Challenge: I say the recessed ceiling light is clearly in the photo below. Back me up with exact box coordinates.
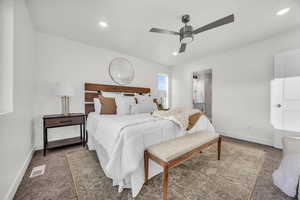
[172,52,178,56]
[277,8,290,16]
[99,21,108,28]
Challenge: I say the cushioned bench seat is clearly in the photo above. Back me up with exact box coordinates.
[144,131,222,200]
[148,131,220,162]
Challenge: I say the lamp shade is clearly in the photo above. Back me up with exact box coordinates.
[55,83,74,97]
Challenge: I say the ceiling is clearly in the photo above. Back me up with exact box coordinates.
[26,0,300,66]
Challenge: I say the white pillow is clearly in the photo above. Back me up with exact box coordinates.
[101,91,120,98]
[115,95,136,115]
[131,102,157,114]
[93,98,101,114]
[135,94,153,104]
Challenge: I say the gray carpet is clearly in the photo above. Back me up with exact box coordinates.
[14,137,295,200]
[67,141,265,200]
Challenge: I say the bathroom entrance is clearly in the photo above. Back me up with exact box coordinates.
[192,69,212,120]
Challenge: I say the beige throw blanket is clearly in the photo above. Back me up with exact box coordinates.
[152,108,201,130]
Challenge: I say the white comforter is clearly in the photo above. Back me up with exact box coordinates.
[87,112,215,197]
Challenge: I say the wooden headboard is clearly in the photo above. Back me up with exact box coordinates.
[84,83,151,115]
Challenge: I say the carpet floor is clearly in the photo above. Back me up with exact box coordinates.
[67,141,265,200]
[14,137,295,200]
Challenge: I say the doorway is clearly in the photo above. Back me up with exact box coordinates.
[192,69,212,120]
[271,77,300,132]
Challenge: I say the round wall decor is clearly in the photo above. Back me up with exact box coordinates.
[109,57,134,85]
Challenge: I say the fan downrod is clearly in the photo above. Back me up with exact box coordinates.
[181,15,190,24]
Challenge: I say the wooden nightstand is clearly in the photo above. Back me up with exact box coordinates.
[43,113,86,156]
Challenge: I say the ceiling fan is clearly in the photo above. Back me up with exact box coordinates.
[149,14,235,54]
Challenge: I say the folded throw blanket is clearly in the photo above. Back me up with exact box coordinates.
[152,108,202,130]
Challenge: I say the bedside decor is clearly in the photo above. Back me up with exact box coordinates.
[56,83,74,115]
[109,57,134,85]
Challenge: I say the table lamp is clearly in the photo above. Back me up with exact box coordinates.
[56,83,74,115]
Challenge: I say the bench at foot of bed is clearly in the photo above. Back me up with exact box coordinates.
[144,131,222,200]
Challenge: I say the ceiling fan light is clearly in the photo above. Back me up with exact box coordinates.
[181,36,193,44]
[180,25,194,44]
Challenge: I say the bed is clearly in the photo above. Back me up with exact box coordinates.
[84,83,215,197]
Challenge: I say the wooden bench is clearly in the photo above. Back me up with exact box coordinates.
[144,131,222,200]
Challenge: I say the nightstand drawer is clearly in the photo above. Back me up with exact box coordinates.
[44,116,83,128]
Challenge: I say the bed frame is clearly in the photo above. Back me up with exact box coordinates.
[84,82,151,115]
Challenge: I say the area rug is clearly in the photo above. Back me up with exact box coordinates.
[66,141,265,200]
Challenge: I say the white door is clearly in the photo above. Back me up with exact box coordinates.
[271,77,300,132]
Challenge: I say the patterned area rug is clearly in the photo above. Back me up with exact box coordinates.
[66,141,265,200]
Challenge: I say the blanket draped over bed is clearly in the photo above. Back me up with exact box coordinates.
[152,108,202,130]
[86,108,215,197]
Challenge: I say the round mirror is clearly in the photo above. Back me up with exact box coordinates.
[109,57,134,85]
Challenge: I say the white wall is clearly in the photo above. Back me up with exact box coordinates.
[172,28,300,146]
[0,0,13,114]
[33,32,171,148]
[0,0,35,199]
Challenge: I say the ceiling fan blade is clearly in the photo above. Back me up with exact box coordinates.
[193,14,234,35]
[149,28,180,35]
[179,43,187,53]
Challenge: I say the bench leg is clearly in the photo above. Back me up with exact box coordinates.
[218,136,222,160]
[144,151,149,185]
[163,166,169,200]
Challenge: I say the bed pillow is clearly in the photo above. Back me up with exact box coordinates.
[135,94,153,104]
[131,102,157,114]
[93,98,101,114]
[98,95,117,114]
[101,91,121,98]
[115,95,136,115]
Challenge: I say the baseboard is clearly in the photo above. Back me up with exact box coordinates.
[4,148,34,200]
[34,145,43,151]
[218,130,273,146]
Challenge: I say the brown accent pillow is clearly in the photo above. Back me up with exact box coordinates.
[187,112,202,130]
[98,95,117,114]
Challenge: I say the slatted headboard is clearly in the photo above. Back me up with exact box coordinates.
[84,83,151,115]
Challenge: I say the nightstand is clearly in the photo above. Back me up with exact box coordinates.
[43,113,86,156]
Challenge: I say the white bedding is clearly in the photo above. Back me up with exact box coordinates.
[86,112,215,197]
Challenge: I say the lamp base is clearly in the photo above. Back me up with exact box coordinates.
[61,96,70,115]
